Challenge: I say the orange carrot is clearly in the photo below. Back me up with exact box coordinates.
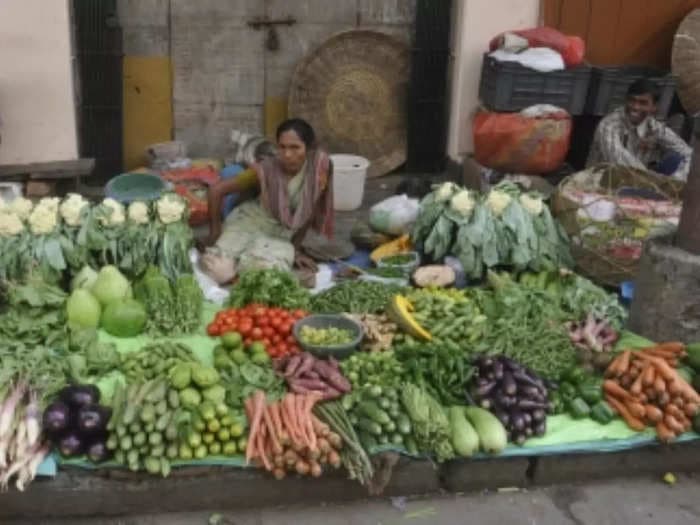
[667,379,682,397]
[666,404,685,421]
[603,380,634,401]
[656,421,675,443]
[653,376,667,394]
[642,365,656,387]
[655,341,686,355]
[269,403,287,446]
[607,350,631,377]
[636,354,677,382]
[630,366,647,395]
[262,404,282,455]
[625,400,646,420]
[684,403,699,418]
[245,390,267,463]
[644,405,663,423]
[664,413,685,434]
[606,395,646,431]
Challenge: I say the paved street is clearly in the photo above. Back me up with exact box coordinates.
[15,474,700,525]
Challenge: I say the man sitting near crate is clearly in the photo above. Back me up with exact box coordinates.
[586,78,691,181]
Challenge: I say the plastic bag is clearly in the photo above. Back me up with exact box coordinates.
[473,106,572,175]
[489,47,565,73]
[369,195,420,235]
[489,26,585,67]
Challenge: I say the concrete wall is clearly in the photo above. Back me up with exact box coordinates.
[118,0,416,160]
[0,0,78,164]
[447,0,541,161]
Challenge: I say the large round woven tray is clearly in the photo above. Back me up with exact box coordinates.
[672,9,700,115]
[288,30,410,178]
[552,165,683,288]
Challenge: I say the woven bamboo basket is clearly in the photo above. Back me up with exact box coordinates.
[288,30,410,178]
[673,9,700,116]
[552,165,684,287]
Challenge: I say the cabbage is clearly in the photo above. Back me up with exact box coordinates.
[71,265,99,291]
[91,266,132,307]
[101,299,147,338]
[66,289,102,329]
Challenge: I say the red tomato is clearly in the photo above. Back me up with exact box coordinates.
[238,322,253,337]
[251,327,263,340]
[262,327,275,338]
[289,344,301,354]
[207,323,220,336]
[262,338,272,348]
[227,321,239,333]
[244,338,253,346]
[279,322,293,336]
[286,335,296,345]
[277,342,288,355]
[292,309,307,320]
[270,317,282,329]
[256,316,270,328]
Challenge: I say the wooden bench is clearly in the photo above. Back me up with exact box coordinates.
[0,158,95,196]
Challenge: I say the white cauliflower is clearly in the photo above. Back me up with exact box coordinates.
[519,194,544,216]
[0,212,24,237]
[38,197,61,213]
[450,190,475,218]
[59,193,89,227]
[7,197,34,220]
[156,194,186,225]
[434,182,458,203]
[128,201,150,225]
[98,198,126,227]
[486,190,512,217]
[28,201,58,235]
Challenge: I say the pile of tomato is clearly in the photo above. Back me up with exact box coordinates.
[207,304,309,359]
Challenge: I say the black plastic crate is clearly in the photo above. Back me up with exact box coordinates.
[585,66,676,118]
[479,54,591,115]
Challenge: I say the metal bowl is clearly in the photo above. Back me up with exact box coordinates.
[293,314,363,359]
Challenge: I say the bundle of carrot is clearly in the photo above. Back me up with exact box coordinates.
[244,390,343,480]
[604,342,700,442]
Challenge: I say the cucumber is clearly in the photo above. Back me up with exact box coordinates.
[379,398,391,410]
[357,418,383,436]
[390,433,404,446]
[378,434,389,445]
[358,431,377,451]
[464,406,507,454]
[358,401,391,425]
[396,414,412,435]
[383,420,396,433]
[448,406,479,457]
[404,436,419,456]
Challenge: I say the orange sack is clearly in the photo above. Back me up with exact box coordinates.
[473,108,572,175]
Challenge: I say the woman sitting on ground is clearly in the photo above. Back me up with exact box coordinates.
[200,118,333,285]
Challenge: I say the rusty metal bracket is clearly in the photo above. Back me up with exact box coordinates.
[247,16,296,30]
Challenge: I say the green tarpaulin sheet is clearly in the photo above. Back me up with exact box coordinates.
[42,304,697,475]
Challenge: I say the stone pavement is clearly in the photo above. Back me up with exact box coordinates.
[13,475,700,525]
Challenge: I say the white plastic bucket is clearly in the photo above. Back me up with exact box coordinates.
[331,154,370,211]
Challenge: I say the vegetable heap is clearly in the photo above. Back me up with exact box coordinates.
[411,181,573,278]
[43,385,112,464]
[228,269,311,310]
[311,280,405,315]
[244,390,343,479]
[207,305,308,359]
[0,194,193,284]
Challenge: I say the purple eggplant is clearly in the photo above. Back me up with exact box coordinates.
[479,398,493,410]
[517,399,549,411]
[532,408,546,422]
[58,432,85,458]
[534,421,547,437]
[86,441,112,464]
[523,412,532,427]
[77,405,111,434]
[475,381,498,397]
[42,401,71,435]
[59,384,101,409]
[512,433,527,446]
[524,426,533,437]
[502,372,517,396]
[511,411,526,432]
[494,410,510,427]
[493,360,504,380]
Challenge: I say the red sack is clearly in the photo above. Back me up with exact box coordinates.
[160,166,220,226]
[473,109,572,175]
[489,26,585,67]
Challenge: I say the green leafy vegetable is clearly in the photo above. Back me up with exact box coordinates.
[228,269,310,310]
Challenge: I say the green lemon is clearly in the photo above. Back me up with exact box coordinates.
[221,332,243,350]
[231,349,248,365]
[249,342,266,355]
